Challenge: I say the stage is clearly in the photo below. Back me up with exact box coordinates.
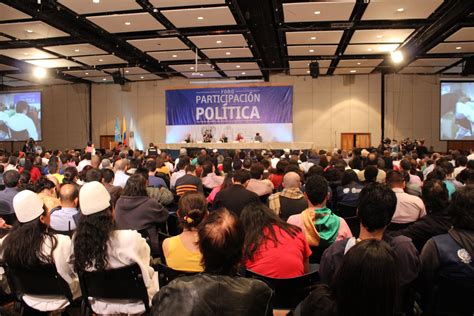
[155,142,315,151]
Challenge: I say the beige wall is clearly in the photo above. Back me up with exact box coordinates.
[384,74,447,152]
[91,73,382,150]
[0,84,89,152]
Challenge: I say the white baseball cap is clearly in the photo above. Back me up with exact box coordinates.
[13,190,44,223]
[79,181,111,216]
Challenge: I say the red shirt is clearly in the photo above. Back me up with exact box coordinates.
[19,166,41,183]
[269,174,283,190]
[245,225,311,278]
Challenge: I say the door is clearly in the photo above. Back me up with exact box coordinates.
[355,133,371,148]
[341,133,355,151]
[340,133,371,150]
[100,135,115,149]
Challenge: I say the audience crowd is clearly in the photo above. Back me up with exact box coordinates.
[0,138,472,315]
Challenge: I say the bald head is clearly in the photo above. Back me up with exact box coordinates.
[91,155,101,168]
[283,171,301,189]
[115,159,128,171]
[59,183,79,207]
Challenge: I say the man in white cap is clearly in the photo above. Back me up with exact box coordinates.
[0,190,80,312]
[73,181,158,314]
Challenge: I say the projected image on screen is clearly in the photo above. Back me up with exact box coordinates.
[0,91,41,141]
[440,81,474,140]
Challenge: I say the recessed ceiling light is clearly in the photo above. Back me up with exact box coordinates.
[172,54,178,58]
[124,22,131,26]
[23,52,29,56]
[85,72,89,75]
[74,49,80,52]
[125,70,129,73]
[26,29,33,33]
[314,11,321,15]
[93,0,100,3]
[397,8,404,12]
[216,40,222,44]
[310,36,317,40]
[376,35,384,39]
[190,67,194,70]
[140,76,144,79]
[391,50,404,63]
[367,48,373,51]
[98,58,104,62]
[350,70,357,73]
[225,52,231,55]
[309,49,315,53]
[306,70,310,73]
[357,62,361,65]
[200,73,204,76]
[102,78,107,81]
[33,67,47,79]
[197,16,204,20]
[241,72,246,75]
[153,8,158,13]
[236,65,241,68]
[456,46,462,50]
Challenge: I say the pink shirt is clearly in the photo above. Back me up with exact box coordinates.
[246,179,274,196]
[201,173,224,189]
[287,213,353,243]
[391,188,427,224]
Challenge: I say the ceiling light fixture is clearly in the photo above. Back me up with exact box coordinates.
[125,70,129,73]
[376,35,384,39]
[241,72,246,75]
[124,22,131,25]
[309,49,315,53]
[197,16,204,20]
[357,62,361,65]
[93,0,100,3]
[310,36,317,40]
[350,70,357,73]
[225,52,231,55]
[140,76,144,79]
[26,29,33,33]
[314,11,321,15]
[236,65,241,68]
[306,70,310,73]
[216,40,222,44]
[102,78,107,81]
[396,8,404,12]
[190,67,194,70]
[98,58,104,62]
[85,72,89,75]
[367,48,373,51]
[153,8,158,13]
[23,52,29,56]
[33,67,47,79]
[74,49,80,52]
[391,50,404,63]
[456,46,462,50]
[172,54,178,58]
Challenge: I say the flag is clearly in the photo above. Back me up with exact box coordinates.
[129,118,135,150]
[114,118,121,142]
[122,116,127,146]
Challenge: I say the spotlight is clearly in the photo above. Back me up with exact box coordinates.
[33,67,47,79]
[391,50,404,64]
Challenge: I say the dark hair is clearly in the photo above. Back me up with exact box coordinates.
[426,167,446,181]
[332,239,399,316]
[233,169,251,184]
[438,160,454,175]
[73,209,114,272]
[456,155,468,167]
[300,284,337,316]
[222,157,233,174]
[305,175,328,205]
[101,168,115,183]
[85,168,103,183]
[198,208,244,275]
[2,210,57,269]
[341,169,359,186]
[243,158,252,170]
[185,164,196,173]
[422,179,449,214]
[386,170,405,186]
[122,174,148,197]
[249,163,264,179]
[399,159,411,171]
[358,183,397,232]
[364,166,378,183]
[241,203,300,261]
[177,156,190,171]
[307,165,324,178]
[178,192,208,229]
[145,159,157,172]
[275,160,289,175]
[450,186,474,230]
[47,161,59,175]
[3,170,20,188]
[63,166,78,184]
[232,159,242,171]
[34,176,55,193]
[201,161,214,177]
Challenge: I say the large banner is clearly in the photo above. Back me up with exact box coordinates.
[166,86,293,143]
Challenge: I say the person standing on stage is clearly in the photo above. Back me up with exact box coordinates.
[236,133,244,142]
[254,133,263,142]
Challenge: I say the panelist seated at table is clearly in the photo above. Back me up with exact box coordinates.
[219,134,228,143]
[184,133,192,143]
[203,131,213,143]
[235,133,244,142]
[254,133,263,143]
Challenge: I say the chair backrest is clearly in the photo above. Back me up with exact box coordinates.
[245,269,320,309]
[156,263,198,287]
[430,274,474,315]
[158,231,171,265]
[1,213,17,226]
[4,264,73,304]
[259,194,271,204]
[336,203,357,218]
[78,263,150,312]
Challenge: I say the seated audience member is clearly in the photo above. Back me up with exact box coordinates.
[19,158,41,183]
[156,157,171,177]
[386,170,426,225]
[246,163,274,196]
[439,160,464,190]
[336,169,363,207]
[146,159,167,189]
[151,208,273,316]
[200,161,224,189]
[268,171,308,221]
[135,168,174,206]
[175,165,204,196]
[48,161,64,184]
[390,179,452,252]
[35,176,60,212]
[213,169,260,216]
[101,168,122,207]
[1,190,80,311]
[299,154,314,174]
[427,165,456,199]
[288,175,352,247]
[77,152,91,173]
[85,168,103,183]
[50,183,79,232]
[269,160,288,189]
[62,166,79,185]
[207,172,233,205]
[114,174,169,257]
[453,155,467,178]
[419,186,474,315]
[170,157,189,189]
[399,159,423,188]
[357,153,386,184]
[113,159,129,188]
[163,192,208,272]
[0,170,20,216]
[73,181,158,314]
[298,240,398,316]
[319,183,420,287]
[362,165,378,185]
[241,203,311,278]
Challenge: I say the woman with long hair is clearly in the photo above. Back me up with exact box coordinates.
[73,181,158,315]
[241,203,311,278]
[114,174,168,257]
[297,239,399,316]
[35,176,60,211]
[1,190,80,312]
[162,191,208,272]
[336,169,363,207]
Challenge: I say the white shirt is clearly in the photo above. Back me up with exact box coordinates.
[77,159,91,173]
[170,169,186,189]
[454,166,466,178]
[113,170,130,188]
[271,157,280,169]
[6,113,38,140]
[82,230,159,315]
[300,161,314,174]
[468,153,474,161]
[391,188,427,224]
